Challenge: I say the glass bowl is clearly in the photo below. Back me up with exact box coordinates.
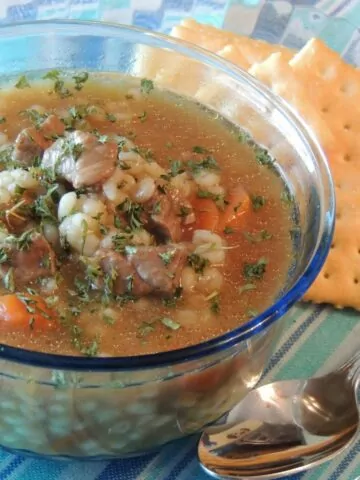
[0,20,334,460]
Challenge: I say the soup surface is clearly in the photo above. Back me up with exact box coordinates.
[0,72,294,356]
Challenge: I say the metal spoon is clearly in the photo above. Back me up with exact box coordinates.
[198,350,360,479]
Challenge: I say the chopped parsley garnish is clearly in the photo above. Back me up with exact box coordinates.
[112,233,128,253]
[192,146,209,154]
[103,313,116,325]
[238,131,252,144]
[160,317,181,331]
[114,216,123,229]
[243,257,268,280]
[16,229,35,251]
[72,71,89,91]
[0,116,6,124]
[81,338,99,357]
[281,190,294,206]
[32,185,59,224]
[197,189,227,210]
[152,200,161,216]
[137,320,156,338]
[238,283,256,295]
[209,294,220,314]
[165,141,173,149]
[247,308,259,318]
[158,249,175,266]
[43,70,71,98]
[4,267,15,292]
[169,159,185,177]
[188,253,209,274]
[140,78,154,95]
[251,195,266,211]
[0,247,8,264]
[117,199,144,230]
[20,109,47,129]
[178,205,192,218]
[243,230,273,243]
[138,111,147,123]
[163,286,182,308]
[223,226,234,234]
[74,277,90,303]
[188,155,220,175]
[15,75,30,89]
[106,112,116,123]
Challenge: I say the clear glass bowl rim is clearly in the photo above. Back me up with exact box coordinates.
[0,19,335,371]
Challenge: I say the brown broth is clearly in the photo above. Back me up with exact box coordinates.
[0,73,294,356]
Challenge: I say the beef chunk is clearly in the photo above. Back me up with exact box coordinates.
[144,187,193,243]
[42,131,117,188]
[0,233,56,286]
[96,243,189,298]
[13,115,65,166]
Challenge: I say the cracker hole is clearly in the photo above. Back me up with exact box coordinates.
[344,153,351,162]
[330,243,335,249]
[354,278,359,285]
[324,272,330,279]
[321,106,329,113]
[336,211,342,220]
[358,248,360,255]
[344,123,351,131]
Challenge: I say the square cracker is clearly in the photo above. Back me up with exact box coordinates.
[174,19,294,67]
[251,39,360,309]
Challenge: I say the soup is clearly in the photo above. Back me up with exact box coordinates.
[0,71,294,357]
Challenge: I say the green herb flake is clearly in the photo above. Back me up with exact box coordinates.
[106,112,116,123]
[165,141,173,149]
[178,205,192,218]
[169,159,185,177]
[163,286,182,308]
[210,294,220,314]
[73,71,89,91]
[192,146,209,154]
[0,248,8,264]
[140,78,154,95]
[4,267,15,292]
[281,190,294,207]
[188,253,209,274]
[238,283,256,295]
[81,339,99,357]
[137,320,156,338]
[251,195,266,211]
[188,155,220,175]
[160,317,181,331]
[243,257,268,281]
[243,229,273,243]
[103,313,116,325]
[247,308,259,318]
[197,189,227,210]
[238,130,252,144]
[0,116,6,124]
[152,200,161,216]
[158,249,175,266]
[138,111,147,123]
[15,75,31,89]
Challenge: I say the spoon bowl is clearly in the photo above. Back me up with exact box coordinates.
[198,351,360,479]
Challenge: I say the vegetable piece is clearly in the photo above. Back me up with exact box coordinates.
[191,197,220,232]
[0,294,56,331]
[217,185,250,231]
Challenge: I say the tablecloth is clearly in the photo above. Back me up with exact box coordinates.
[0,1,359,479]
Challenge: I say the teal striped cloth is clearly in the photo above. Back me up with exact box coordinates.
[0,1,359,479]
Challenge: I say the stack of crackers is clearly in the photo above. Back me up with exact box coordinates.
[137,18,360,311]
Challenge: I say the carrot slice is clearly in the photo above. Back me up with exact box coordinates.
[217,185,251,232]
[0,294,57,331]
[192,197,220,232]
